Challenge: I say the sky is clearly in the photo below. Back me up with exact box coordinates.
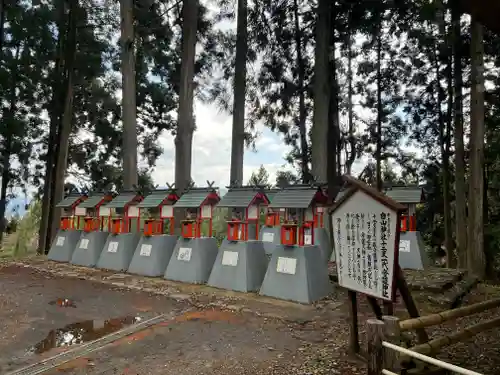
[150,100,293,190]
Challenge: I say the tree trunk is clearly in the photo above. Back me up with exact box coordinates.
[50,1,77,239]
[120,0,138,190]
[452,4,466,269]
[0,1,8,244]
[0,43,20,245]
[229,0,247,187]
[45,0,78,247]
[346,24,355,175]
[436,0,454,265]
[375,22,383,191]
[311,0,331,183]
[467,17,486,278]
[0,0,5,52]
[293,0,310,183]
[38,0,67,254]
[175,0,198,193]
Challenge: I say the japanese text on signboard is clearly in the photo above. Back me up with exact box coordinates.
[332,190,397,300]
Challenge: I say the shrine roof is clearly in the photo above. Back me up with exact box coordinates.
[218,187,268,208]
[137,189,178,208]
[101,191,139,209]
[55,194,85,208]
[269,185,324,209]
[77,194,107,208]
[264,188,280,202]
[174,187,220,208]
[384,186,424,204]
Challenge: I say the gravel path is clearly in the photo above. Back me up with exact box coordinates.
[2,259,500,375]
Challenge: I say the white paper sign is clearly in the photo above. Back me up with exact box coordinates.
[79,238,89,249]
[127,206,140,217]
[262,232,274,242]
[99,207,110,216]
[247,205,258,220]
[107,242,119,253]
[304,234,312,245]
[305,208,314,221]
[74,207,86,216]
[161,205,173,218]
[201,205,212,218]
[221,251,239,266]
[56,236,65,246]
[178,247,192,262]
[140,244,152,256]
[331,189,397,301]
[399,240,410,253]
[276,257,297,275]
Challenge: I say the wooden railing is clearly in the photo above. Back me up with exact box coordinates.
[366,299,500,375]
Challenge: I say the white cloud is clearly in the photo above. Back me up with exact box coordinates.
[151,99,293,189]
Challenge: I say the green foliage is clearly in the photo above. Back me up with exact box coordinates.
[247,165,271,188]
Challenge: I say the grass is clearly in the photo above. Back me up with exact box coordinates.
[0,201,41,260]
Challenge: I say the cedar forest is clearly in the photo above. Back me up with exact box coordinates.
[0,0,495,279]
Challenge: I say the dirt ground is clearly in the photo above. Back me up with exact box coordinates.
[1,259,500,375]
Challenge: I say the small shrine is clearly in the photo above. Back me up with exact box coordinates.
[260,188,282,254]
[70,191,115,267]
[128,184,181,277]
[384,185,429,269]
[47,191,88,263]
[208,186,270,293]
[164,182,220,284]
[267,184,331,261]
[95,190,144,272]
[259,184,332,304]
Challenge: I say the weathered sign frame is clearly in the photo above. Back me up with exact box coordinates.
[330,175,429,354]
[330,177,404,301]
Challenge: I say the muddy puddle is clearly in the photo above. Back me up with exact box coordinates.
[30,316,142,354]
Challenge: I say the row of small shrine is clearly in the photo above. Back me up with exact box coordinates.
[47,181,428,304]
[56,183,423,239]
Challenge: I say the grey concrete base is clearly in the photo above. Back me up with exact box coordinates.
[311,228,331,263]
[127,235,178,277]
[399,231,430,270]
[259,245,332,304]
[70,231,110,267]
[95,233,141,272]
[47,230,82,263]
[207,240,269,293]
[259,226,281,255]
[164,237,219,284]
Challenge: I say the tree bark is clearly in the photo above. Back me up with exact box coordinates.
[120,0,138,190]
[38,0,67,254]
[229,0,247,186]
[346,24,355,175]
[50,0,77,239]
[375,21,383,191]
[452,4,466,269]
[0,43,20,245]
[467,16,486,278]
[175,0,198,193]
[0,0,5,53]
[311,0,331,183]
[0,0,8,244]
[293,0,310,183]
[46,0,78,246]
[436,0,454,265]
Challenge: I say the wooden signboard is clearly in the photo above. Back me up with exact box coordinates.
[331,189,400,301]
[330,175,428,353]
